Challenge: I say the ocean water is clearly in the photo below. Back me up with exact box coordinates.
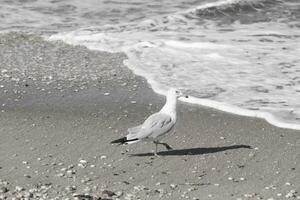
[1,0,300,130]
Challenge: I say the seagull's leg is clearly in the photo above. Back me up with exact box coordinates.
[157,142,173,150]
[153,141,158,156]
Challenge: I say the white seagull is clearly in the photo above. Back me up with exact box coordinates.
[111,88,188,155]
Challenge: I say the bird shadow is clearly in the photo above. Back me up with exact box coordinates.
[129,144,252,157]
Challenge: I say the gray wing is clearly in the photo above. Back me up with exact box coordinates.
[126,125,142,140]
[134,112,175,140]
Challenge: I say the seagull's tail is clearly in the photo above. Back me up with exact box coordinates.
[110,137,139,144]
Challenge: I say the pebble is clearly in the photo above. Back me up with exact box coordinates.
[170,184,177,190]
[81,177,92,184]
[115,191,123,197]
[66,169,76,175]
[24,191,33,198]
[102,190,116,197]
[22,161,28,165]
[15,186,24,192]
[79,159,87,164]
[285,190,297,198]
[56,173,64,177]
[78,160,88,168]
[24,174,31,178]
[61,167,67,172]
[68,164,75,169]
[0,187,8,193]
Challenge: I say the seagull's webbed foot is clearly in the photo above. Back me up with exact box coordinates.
[155,142,173,151]
[161,143,173,150]
[163,143,173,150]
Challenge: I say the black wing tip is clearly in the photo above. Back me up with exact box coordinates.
[110,137,139,144]
[110,137,127,144]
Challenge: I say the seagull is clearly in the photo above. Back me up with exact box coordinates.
[111,88,188,155]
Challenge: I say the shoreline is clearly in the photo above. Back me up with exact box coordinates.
[50,32,300,132]
[0,32,299,199]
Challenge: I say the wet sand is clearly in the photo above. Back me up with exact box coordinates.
[0,33,299,200]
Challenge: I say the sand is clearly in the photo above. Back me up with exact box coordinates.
[0,33,299,200]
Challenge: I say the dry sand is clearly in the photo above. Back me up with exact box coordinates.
[0,33,299,200]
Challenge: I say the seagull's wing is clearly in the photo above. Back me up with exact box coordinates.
[126,125,142,140]
[133,112,175,140]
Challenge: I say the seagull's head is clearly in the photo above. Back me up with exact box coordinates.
[168,88,188,99]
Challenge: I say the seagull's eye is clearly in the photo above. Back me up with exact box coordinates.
[175,91,179,94]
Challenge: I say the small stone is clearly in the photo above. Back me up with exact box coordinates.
[24,191,33,198]
[24,174,31,178]
[65,186,76,192]
[188,187,197,192]
[102,190,116,197]
[244,194,254,198]
[68,164,75,169]
[66,169,76,175]
[115,191,123,197]
[170,184,177,190]
[285,190,296,198]
[0,187,8,193]
[78,163,87,168]
[81,177,92,184]
[100,155,107,159]
[79,159,87,164]
[104,92,110,96]
[56,173,64,177]
[61,167,67,171]
[15,186,24,192]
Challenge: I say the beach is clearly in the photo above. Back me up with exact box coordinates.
[0,33,299,200]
